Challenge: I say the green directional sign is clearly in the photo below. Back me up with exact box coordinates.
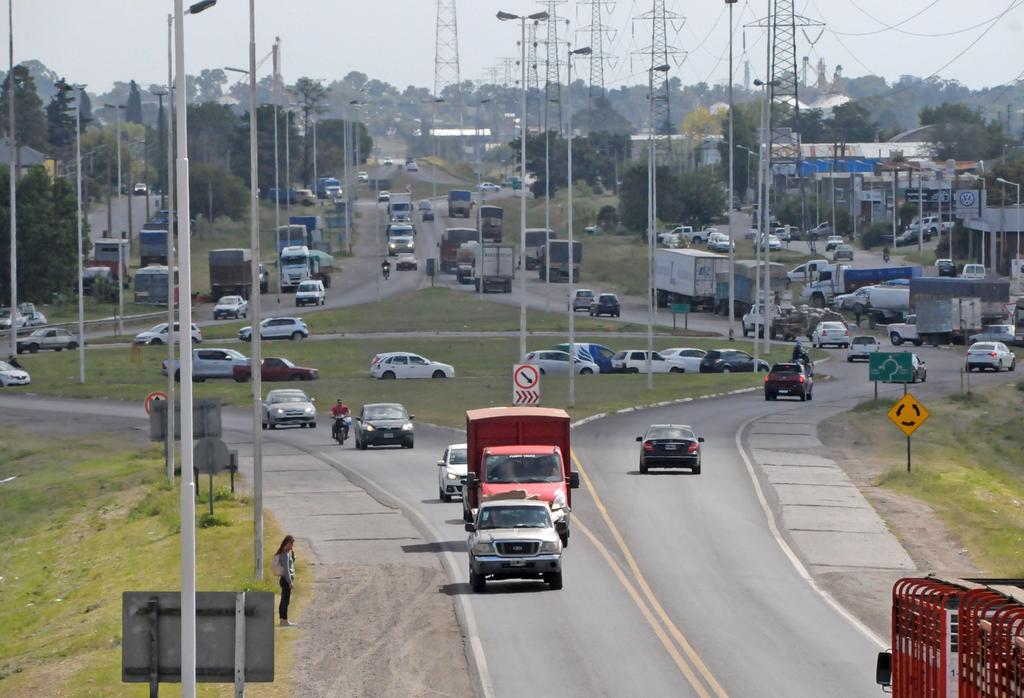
[869,352,914,383]
[670,303,691,314]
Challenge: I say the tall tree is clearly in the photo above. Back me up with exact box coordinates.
[920,101,1005,160]
[78,89,93,131]
[0,65,48,151]
[125,80,143,124]
[292,77,328,186]
[45,88,75,155]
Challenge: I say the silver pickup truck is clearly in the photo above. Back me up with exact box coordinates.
[162,347,249,382]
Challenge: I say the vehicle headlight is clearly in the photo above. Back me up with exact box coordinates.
[275,408,285,414]
[471,541,495,555]
[446,471,459,480]
[539,540,561,553]
[304,406,314,413]
[402,423,414,431]
[364,424,375,432]
[551,493,568,511]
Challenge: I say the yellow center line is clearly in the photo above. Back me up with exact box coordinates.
[575,519,711,698]
[573,451,730,698]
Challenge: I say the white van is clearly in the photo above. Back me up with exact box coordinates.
[960,264,986,280]
[294,279,326,307]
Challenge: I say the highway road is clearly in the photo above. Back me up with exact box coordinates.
[1,335,999,696]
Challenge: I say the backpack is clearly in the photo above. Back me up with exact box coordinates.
[270,553,285,577]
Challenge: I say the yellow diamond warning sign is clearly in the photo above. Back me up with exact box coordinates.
[887,393,930,437]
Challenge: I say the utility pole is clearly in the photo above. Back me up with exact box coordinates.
[7,0,16,362]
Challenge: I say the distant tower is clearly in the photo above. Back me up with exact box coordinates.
[434,0,461,96]
[801,56,809,87]
[742,30,750,90]
[816,57,827,90]
[579,0,615,128]
[527,22,541,130]
[832,64,843,89]
[542,1,567,134]
[634,0,684,141]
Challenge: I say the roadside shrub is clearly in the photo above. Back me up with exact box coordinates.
[859,222,892,250]
[198,512,230,528]
[597,204,619,230]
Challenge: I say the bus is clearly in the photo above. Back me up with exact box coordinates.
[134,265,179,306]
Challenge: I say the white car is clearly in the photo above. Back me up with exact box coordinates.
[520,350,598,375]
[965,341,1016,372]
[135,322,202,346]
[832,287,872,312]
[357,171,369,183]
[370,352,455,379]
[824,235,844,252]
[377,190,391,203]
[477,182,501,193]
[294,279,326,307]
[382,157,394,166]
[213,295,248,319]
[658,347,707,372]
[706,232,734,253]
[436,443,468,502]
[755,234,782,252]
[610,350,684,374]
[847,335,879,362]
[239,317,309,342]
[811,321,850,348]
[960,264,986,280]
[0,360,30,387]
[406,161,419,172]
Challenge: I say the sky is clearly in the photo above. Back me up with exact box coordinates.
[19,1,1024,95]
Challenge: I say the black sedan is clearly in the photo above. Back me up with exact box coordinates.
[589,293,621,318]
[636,424,704,474]
[699,349,770,373]
[936,259,957,277]
[354,402,415,449]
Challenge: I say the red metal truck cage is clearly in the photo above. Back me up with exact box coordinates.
[884,576,1024,697]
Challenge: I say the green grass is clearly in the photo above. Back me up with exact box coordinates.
[843,383,1024,575]
[16,333,800,429]
[0,428,298,697]
[28,298,162,326]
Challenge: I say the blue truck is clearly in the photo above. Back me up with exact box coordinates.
[316,177,341,199]
[140,229,169,267]
[801,264,923,307]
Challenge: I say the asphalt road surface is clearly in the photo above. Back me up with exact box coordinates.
[1,336,1002,696]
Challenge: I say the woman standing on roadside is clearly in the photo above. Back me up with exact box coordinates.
[272,535,296,627]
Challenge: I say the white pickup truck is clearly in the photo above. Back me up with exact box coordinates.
[162,347,249,382]
[886,315,922,346]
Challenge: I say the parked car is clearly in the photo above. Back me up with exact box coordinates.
[369,352,454,379]
[811,321,850,348]
[419,200,434,221]
[570,289,595,312]
[588,293,620,317]
[239,317,309,342]
[907,353,928,383]
[377,190,391,203]
[214,295,248,319]
[294,279,326,307]
[16,328,80,354]
[806,222,832,240]
[133,182,148,195]
[234,357,319,383]
[832,244,854,262]
[707,231,735,253]
[262,388,317,429]
[847,335,880,362]
[610,350,683,374]
[437,443,468,502]
[550,342,616,374]
[477,182,501,193]
[658,347,707,372]
[395,253,418,271]
[824,235,844,252]
[965,341,1016,372]
[764,362,813,401]
[636,424,703,474]
[294,188,316,206]
[936,258,957,277]
[699,349,770,373]
[521,350,598,375]
[354,402,415,449]
[968,324,1015,344]
[466,498,563,592]
[754,234,782,252]
[773,226,791,243]
[135,322,202,346]
[960,263,986,280]
[0,359,30,387]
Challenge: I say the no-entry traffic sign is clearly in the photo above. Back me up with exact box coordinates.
[144,390,169,415]
[512,364,540,404]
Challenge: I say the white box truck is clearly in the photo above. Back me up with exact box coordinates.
[654,248,728,310]
[474,244,515,293]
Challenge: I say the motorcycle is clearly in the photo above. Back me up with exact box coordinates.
[794,355,815,378]
[332,415,352,444]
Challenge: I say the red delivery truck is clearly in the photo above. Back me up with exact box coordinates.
[463,407,580,546]
[877,576,1024,697]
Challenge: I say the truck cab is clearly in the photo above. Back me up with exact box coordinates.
[787,259,830,285]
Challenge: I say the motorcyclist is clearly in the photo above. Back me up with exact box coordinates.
[791,341,813,375]
[381,259,391,279]
[882,246,890,263]
[330,399,351,441]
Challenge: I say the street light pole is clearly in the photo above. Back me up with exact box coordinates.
[6,0,15,362]
[498,10,549,360]
[104,103,127,335]
[647,64,670,389]
[566,45,591,408]
[166,12,177,485]
[57,80,87,383]
[726,0,737,340]
[997,177,1021,258]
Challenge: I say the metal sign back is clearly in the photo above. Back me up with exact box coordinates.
[194,437,231,475]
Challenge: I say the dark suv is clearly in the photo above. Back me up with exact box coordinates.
[589,293,621,317]
[354,403,415,450]
[699,349,770,373]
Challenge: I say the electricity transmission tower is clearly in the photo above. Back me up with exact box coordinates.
[434,0,461,97]
[634,1,684,144]
[578,0,615,129]
[527,22,542,130]
[542,1,567,135]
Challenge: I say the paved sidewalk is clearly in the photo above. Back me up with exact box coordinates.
[745,400,916,638]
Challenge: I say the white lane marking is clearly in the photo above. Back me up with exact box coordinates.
[733,414,887,649]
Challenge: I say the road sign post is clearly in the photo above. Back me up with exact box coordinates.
[869,352,915,384]
[886,392,929,473]
[670,302,690,331]
[512,363,541,405]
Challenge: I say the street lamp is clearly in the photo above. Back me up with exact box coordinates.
[498,9,549,360]
[997,177,1021,259]
[646,63,670,388]
[7,0,15,361]
[423,97,445,200]
[566,45,591,408]
[55,80,86,384]
[752,77,778,359]
[103,103,127,335]
[726,0,737,341]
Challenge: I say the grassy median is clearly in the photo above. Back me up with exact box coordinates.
[845,382,1024,575]
[0,427,298,696]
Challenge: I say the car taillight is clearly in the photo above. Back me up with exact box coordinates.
[990,352,997,357]
[687,442,700,453]
[798,375,805,383]
[642,441,655,453]
[764,375,769,382]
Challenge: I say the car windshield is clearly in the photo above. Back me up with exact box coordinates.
[821,323,845,330]
[599,295,617,302]
[297,283,318,292]
[477,505,551,530]
[448,447,468,465]
[646,427,693,440]
[275,358,296,368]
[852,337,875,345]
[483,453,562,483]
[0,361,13,371]
[364,405,408,421]
[270,392,309,404]
[219,297,240,305]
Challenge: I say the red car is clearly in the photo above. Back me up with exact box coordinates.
[233,357,319,382]
[764,362,812,401]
